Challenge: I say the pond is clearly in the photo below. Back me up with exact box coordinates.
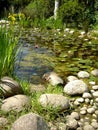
[14,28,98,84]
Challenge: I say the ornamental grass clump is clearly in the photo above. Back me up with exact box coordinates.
[0,25,19,78]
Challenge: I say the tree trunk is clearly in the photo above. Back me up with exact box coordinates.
[54,0,59,20]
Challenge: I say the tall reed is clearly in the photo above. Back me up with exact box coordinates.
[0,24,19,78]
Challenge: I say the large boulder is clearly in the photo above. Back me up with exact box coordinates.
[0,76,22,97]
[42,72,63,86]
[64,80,88,96]
[1,94,31,112]
[39,94,70,110]
[11,113,49,130]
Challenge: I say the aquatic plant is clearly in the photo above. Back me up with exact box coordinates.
[0,25,19,77]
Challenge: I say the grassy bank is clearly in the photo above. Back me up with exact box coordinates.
[0,24,19,78]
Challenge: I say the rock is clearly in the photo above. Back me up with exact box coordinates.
[66,116,78,129]
[1,94,31,112]
[85,98,90,103]
[0,117,8,129]
[87,107,95,114]
[11,113,49,130]
[91,69,98,76]
[92,85,98,90]
[89,81,96,85]
[0,76,22,97]
[76,98,84,103]
[77,71,90,78]
[76,127,83,130]
[29,84,46,93]
[80,110,87,115]
[64,80,88,96]
[42,72,63,86]
[39,94,69,110]
[91,121,98,129]
[83,124,95,130]
[82,92,92,99]
[71,112,80,120]
[92,91,98,97]
[67,75,78,82]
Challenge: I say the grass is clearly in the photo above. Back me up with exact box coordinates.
[0,24,19,78]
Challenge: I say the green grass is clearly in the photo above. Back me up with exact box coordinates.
[0,25,19,78]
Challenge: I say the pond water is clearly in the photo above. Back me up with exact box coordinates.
[14,28,98,84]
[14,39,55,84]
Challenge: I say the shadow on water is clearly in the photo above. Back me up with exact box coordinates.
[14,39,54,84]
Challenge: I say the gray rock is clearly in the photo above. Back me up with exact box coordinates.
[42,72,63,86]
[91,69,98,76]
[76,127,83,130]
[67,75,78,82]
[95,98,98,102]
[64,80,88,95]
[82,92,92,99]
[39,94,69,110]
[85,98,90,103]
[83,124,95,130]
[80,110,87,115]
[1,94,31,112]
[87,107,95,114]
[0,76,22,97]
[11,113,49,130]
[91,121,98,129]
[92,91,98,97]
[0,117,8,129]
[77,71,90,78]
[66,116,78,129]
[29,84,46,93]
[76,98,84,103]
[71,112,80,120]
[92,85,98,90]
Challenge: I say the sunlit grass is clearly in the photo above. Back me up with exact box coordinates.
[0,25,19,78]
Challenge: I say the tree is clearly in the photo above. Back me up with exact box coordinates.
[54,0,59,20]
[58,0,96,32]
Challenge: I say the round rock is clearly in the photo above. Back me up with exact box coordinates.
[42,72,63,86]
[11,113,49,130]
[39,94,69,110]
[64,80,88,95]
[0,76,22,97]
[1,94,31,112]
[77,71,90,78]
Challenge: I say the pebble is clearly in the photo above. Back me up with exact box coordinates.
[87,107,95,114]
[92,91,98,97]
[82,92,92,99]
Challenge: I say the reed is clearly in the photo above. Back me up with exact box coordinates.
[0,24,19,78]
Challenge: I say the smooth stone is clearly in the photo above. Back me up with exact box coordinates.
[92,85,98,90]
[91,121,98,129]
[64,80,88,95]
[77,71,90,78]
[87,107,95,114]
[92,91,98,97]
[29,84,46,93]
[71,112,80,120]
[66,117,78,130]
[83,124,95,130]
[85,98,90,103]
[1,94,31,112]
[82,92,92,99]
[0,117,8,128]
[0,76,22,97]
[11,113,49,130]
[91,69,98,76]
[42,72,63,86]
[39,94,70,110]
[80,110,87,115]
[67,75,78,82]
